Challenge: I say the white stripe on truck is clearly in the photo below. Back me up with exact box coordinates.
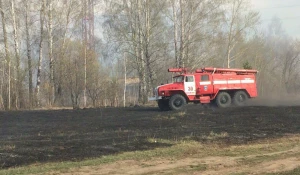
[228,80,241,84]
[199,82,211,85]
[241,79,255,83]
[213,80,227,84]
[212,79,254,85]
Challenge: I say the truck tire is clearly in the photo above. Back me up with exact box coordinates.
[216,92,231,108]
[169,94,186,110]
[158,99,170,111]
[233,91,248,106]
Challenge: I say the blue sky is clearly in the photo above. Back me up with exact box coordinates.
[251,0,300,38]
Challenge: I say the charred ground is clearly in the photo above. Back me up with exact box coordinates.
[0,105,300,169]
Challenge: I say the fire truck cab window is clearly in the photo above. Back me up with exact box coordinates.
[185,76,194,82]
[201,75,209,81]
[174,76,184,82]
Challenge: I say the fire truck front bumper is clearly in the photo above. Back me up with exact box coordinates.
[148,96,162,101]
[148,87,162,101]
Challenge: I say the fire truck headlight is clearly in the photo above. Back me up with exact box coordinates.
[161,91,165,96]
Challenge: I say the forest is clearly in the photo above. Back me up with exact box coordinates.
[0,0,299,110]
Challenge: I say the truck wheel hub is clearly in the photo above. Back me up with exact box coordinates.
[174,99,182,106]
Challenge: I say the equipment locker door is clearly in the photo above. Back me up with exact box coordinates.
[199,74,213,95]
[184,75,196,96]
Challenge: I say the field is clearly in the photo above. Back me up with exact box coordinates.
[1,104,300,174]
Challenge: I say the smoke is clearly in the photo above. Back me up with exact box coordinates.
[247,96,300,107]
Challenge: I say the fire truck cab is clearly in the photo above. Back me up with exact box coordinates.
[148,67,258,110]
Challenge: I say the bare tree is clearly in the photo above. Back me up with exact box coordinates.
[10,0,22,109]
[0,0,11,110]
[104,0,146,104]
[223,0,259,68]
[52,0,81,106]
[47,0,55,106]
[63,41,85,109]
[36,0,45,107]
[171,0,179,67]
[169,0,224,69]
[281,41,300,94]
[123,53,126,107]
[179,0,185,67]
[86,51,104,107]
[23,0,34,108]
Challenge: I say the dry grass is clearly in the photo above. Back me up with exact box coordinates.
[0,145,16,151]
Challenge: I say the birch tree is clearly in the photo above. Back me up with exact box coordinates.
[47,0,55,106]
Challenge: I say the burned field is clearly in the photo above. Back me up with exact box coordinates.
[0,105,300,169]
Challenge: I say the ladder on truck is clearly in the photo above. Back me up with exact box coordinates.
[196,67,258,75]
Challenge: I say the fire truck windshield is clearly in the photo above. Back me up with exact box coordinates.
[173,75,184,82]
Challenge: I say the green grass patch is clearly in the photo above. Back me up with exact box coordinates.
[189,164,207,171]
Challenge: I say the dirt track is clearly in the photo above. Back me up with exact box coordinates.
[1,105,300,169]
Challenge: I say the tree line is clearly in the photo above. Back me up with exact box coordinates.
[0,0,299,110]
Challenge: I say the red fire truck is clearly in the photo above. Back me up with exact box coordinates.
[148,67,258,110]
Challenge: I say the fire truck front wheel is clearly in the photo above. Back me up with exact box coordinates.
[169,94,187,110]
[216,92,232,108]
[158,99,170,111]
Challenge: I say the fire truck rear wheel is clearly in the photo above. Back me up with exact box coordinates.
[158,99,170,111]
[169,94,186,110]
[216,92,231,108]
[233,91,248,106]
